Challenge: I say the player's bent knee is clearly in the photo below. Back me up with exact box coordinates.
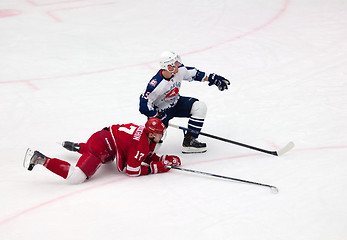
[66,167,88,184]
[191,101,207,119]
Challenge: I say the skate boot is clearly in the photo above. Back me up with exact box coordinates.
[182,133,207,154]
[23,148,47,171]
[62,141,80,152]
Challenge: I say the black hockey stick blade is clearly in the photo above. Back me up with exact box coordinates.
[168,123,294,156]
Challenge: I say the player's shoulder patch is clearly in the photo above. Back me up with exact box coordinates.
[149,79,157,87]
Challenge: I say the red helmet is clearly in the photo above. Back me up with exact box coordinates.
[145,117,166,134]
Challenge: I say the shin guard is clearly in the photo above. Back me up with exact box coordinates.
[43,158,71,179]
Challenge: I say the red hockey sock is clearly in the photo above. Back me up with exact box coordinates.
[43,158,71,179]
[78,143,87,154]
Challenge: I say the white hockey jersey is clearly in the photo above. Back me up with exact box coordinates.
[139,65,206,117]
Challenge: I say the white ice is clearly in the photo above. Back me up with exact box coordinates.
[1,0,347,239]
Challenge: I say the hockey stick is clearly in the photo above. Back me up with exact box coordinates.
[168,166,279,193]
[168,123,294,156]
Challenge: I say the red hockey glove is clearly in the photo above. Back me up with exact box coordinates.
[160,155,181,167]
[149,155,181,174]
[149,160,170,174]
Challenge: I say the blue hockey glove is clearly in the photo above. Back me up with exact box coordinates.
[208,73,230,91]
[155,112,168,121]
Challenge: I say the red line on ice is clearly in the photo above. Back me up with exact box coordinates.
[0,0,290,85]
[0,176,127,227]
[26,0,87,7]
[45,2,118,22]
[0,9,22,18]
[1,143,346,226]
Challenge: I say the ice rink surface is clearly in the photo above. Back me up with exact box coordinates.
[1,0,347,239]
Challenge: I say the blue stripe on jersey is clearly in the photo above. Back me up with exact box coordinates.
[186,66,206,81]
[139,95,156,117]
[139,70,166,117]
[193,70,206,81]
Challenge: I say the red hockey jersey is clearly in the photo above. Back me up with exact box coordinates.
[109,123,160,176]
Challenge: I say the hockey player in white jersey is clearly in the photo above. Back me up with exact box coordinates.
[139,51,230,153]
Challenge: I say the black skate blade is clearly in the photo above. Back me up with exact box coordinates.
[28,164,34,171]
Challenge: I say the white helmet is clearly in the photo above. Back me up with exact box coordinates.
[159,51,182,70]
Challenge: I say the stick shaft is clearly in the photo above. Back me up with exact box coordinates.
[169,123,278,155]
[170,166,277,190]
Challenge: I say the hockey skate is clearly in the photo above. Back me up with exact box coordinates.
[182,134,207,154]
[62,141,80,152]
[23,148,47,171]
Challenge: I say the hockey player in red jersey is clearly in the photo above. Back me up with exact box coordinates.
[23,118,181,184]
